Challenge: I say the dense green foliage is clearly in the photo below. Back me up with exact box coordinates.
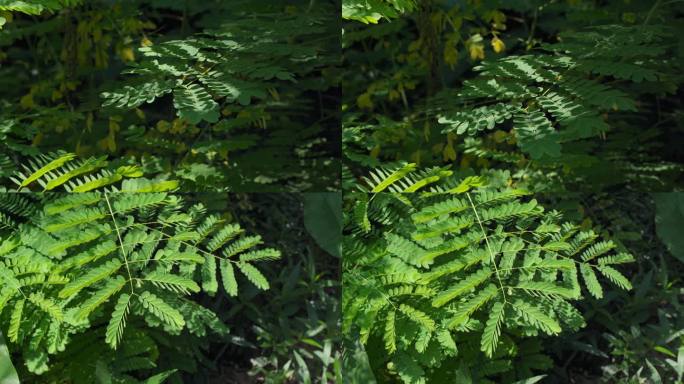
[343,166,634,383]
[2,0,684,383]
[342,1,684,383]
[0,1,343,383]
[0,0,340,191]
[342,0,683,192]
[0,192,279,381]
[0,192,342,383]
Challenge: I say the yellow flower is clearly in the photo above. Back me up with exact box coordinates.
[491,36,505,53]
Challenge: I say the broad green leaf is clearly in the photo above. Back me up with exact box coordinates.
[220,260,238,297]
[304,193,342,257]
[0,331,19,384]
[654,193,684,263]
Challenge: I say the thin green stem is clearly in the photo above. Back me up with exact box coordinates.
[104,192,135,293]
[466,192,507,303]
[644,0,663,25]
[124,222,239,264]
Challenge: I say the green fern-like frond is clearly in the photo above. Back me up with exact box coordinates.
[28,292,63,322]
[384,309,397,354]
[0,192,280,375]
[8,152,178,193]
[426,25,676,162]
[141,271,200,295]
[579,264,603,299]
[237,262,270,290]
[511,300,561,335]
[72,276,127,321]
[219,260,238,297]
[59,259,122,299]
[137,291,185,329]
[432,268,491,308]
[596,265,632,290]
[106,293,132,350]
[8,298,24,342]
[343,169,635,382]
[481,300,505,358]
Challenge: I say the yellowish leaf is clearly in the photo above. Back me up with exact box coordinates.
[357,93,374,110]
[410,150,422,165]
[156,120,169,132]
[116,165,143,178]
[493,130,508,143]
[444,44,458,67]
[460,154,472,168]
[170,119,185,134]
[432,142,444,154]
[106,134,116,152]
[32,132,43,146]
[476,158,490,168]
[1,11,13,23]
[443,133,457,161]
[443,142,457,162]
[108,119,120,133]
[622,12,636,23]
[491,10,507,30]
[120,47,135,62]
[20,93,34,109]
[469,43,485,60]
[580,218,593,230]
